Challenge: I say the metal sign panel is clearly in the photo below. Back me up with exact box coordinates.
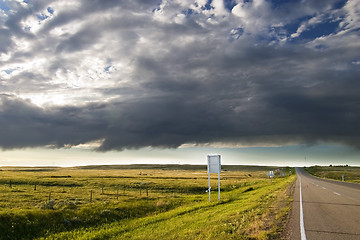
[207,155,221,174]
[267,171,274,178]
[207,154,221,202]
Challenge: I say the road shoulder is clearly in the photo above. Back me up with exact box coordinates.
[282,176,300,240]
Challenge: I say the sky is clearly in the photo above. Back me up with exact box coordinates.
[0,0,359,167]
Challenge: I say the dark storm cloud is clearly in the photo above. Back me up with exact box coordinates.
[0,28,12,53]
[0,95,105,149]
[0,0,359,151]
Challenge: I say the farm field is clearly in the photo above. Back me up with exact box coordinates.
[304,165,360,183]
[0,165,295,240]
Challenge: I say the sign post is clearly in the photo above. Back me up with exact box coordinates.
[207,155,221,202]
[267,170,274,183]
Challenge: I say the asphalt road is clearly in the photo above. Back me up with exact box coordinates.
[286,167,360,240]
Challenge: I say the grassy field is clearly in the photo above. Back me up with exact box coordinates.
[0,165,295,240]
[304,165,360,183]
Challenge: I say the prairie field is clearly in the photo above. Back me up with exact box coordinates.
[0,165,295,240]
[304,165,360,183]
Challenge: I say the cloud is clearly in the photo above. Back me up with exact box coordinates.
[0,0,359,152]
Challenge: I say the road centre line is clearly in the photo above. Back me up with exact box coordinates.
[310,180,356,202]
[299,178,307,240]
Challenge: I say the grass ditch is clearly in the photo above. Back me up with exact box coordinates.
[38,177,295,239]
[0,165,295,240]
[304,165,360,183]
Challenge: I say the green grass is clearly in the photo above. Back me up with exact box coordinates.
[0,165,295,240]
[304,165,360,183]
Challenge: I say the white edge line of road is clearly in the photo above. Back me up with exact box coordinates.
[299,177,307,240]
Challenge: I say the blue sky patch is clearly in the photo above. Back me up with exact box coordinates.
[47,7,54,14]
[203,0,213,11]
[270,0,300,9]
[104,66,111,72]
[182,8,195,17]
[0,0,10,12]
[283,15,315,36]
[4,69,15,74]
[223,0,237,11]
[36,13,49,21]
[300,20,341,40]
[333,0,348,9]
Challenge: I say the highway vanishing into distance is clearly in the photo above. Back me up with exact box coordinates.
[287,168,360,240]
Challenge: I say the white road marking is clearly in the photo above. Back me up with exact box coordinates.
[299,178,307,240]
[312,182,341,196]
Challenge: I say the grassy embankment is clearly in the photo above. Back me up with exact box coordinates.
[304,165,360,184]
[0,165,295,240]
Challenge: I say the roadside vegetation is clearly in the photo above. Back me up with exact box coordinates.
[304,165,360,183]
[0,165,295,240]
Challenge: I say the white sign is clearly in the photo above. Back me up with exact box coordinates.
[207,155,221,174]
[267,171,274,178]
[207,154,221,202]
